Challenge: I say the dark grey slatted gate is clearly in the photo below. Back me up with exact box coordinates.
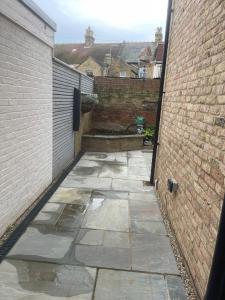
[53,59,79,178]
[52,58,94,179]
[80,74,94,94]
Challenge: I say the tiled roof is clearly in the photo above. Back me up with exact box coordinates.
[120,42,156,63]
[54,43,122,66]
[54,41,164,66]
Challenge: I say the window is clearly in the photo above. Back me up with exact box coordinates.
[153,64,162,79]
[138,67,146,79]
[120,71,127,77]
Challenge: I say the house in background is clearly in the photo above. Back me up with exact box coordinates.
[75,56,102,77]
[152,42,164,78]
[75,53,138,78]
[54,27,164,78]
[103,56,138,78]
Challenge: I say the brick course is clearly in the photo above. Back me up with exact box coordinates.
[0,1,54,237]
[155,0,225,297]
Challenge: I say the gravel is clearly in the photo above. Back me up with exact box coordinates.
[156,193,199,300]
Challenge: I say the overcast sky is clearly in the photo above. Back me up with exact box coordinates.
[33,0,168,44]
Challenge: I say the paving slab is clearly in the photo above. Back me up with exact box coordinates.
[131,233,179,274]
[127,166,149,181]
[115,151,127,157]
[61,177,112,190]
[76,229,130,248]
[92,190,129,200]
[7,226,76,265]
[74,245,131,270]
[49,187,92,205]
[1,150,186,298]
[99,164,128,178]
[70,165,101,177]
[75,160,101,168]
[130,200,163,222]
[0,259,96,300]
[143,151,153,172]
[130,199,160,211]
[94,269,168,300]
[95,160,126,167]
[76,229,104,246]
[57,204,88,230]
[82,199,129,232]
[112,178,146,192]
[131,220,167,235]
[114,158,128,164]
[129,191,157,202]
[166,275,187,299]
[130,208,163,222]
[128,171,149,179]
[82,152,116,161]
[103,231,130,248]
[127,150,144,158]
[32,203,88,231]
[128,157,146,166]
[32,203,65,226]
[114,152,128,164]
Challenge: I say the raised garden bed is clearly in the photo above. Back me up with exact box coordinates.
[82,133,145,152]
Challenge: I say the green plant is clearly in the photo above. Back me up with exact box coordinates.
[144,126,155,141]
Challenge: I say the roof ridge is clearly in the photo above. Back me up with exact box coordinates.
[54,40,164,65]
[55,41,155,46]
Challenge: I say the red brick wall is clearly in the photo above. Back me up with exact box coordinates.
[94,76,160,91]
[93,77,160,131]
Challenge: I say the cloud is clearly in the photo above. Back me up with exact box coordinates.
[33,0,168,43]
[57,0,167,29]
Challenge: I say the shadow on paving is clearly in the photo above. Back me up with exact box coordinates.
[0,151,187,300]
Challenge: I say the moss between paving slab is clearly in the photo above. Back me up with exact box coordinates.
[155,191,200,300]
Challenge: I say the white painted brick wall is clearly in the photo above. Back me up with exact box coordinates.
[0,1,54,236]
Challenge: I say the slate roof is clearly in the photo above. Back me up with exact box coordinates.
[54,43,122,66]
[120,42,156,63]
[54,41,163,66]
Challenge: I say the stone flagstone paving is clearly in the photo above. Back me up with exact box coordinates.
[0,150,187,299]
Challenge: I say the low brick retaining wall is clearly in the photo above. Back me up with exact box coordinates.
[82,134,145,152]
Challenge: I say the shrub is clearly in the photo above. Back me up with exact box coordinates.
[144,126,155,141]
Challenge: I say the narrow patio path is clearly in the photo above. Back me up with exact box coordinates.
[0,151,186,299]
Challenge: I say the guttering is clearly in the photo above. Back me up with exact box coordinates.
[204,194,225,300]
[150,0,173,185]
